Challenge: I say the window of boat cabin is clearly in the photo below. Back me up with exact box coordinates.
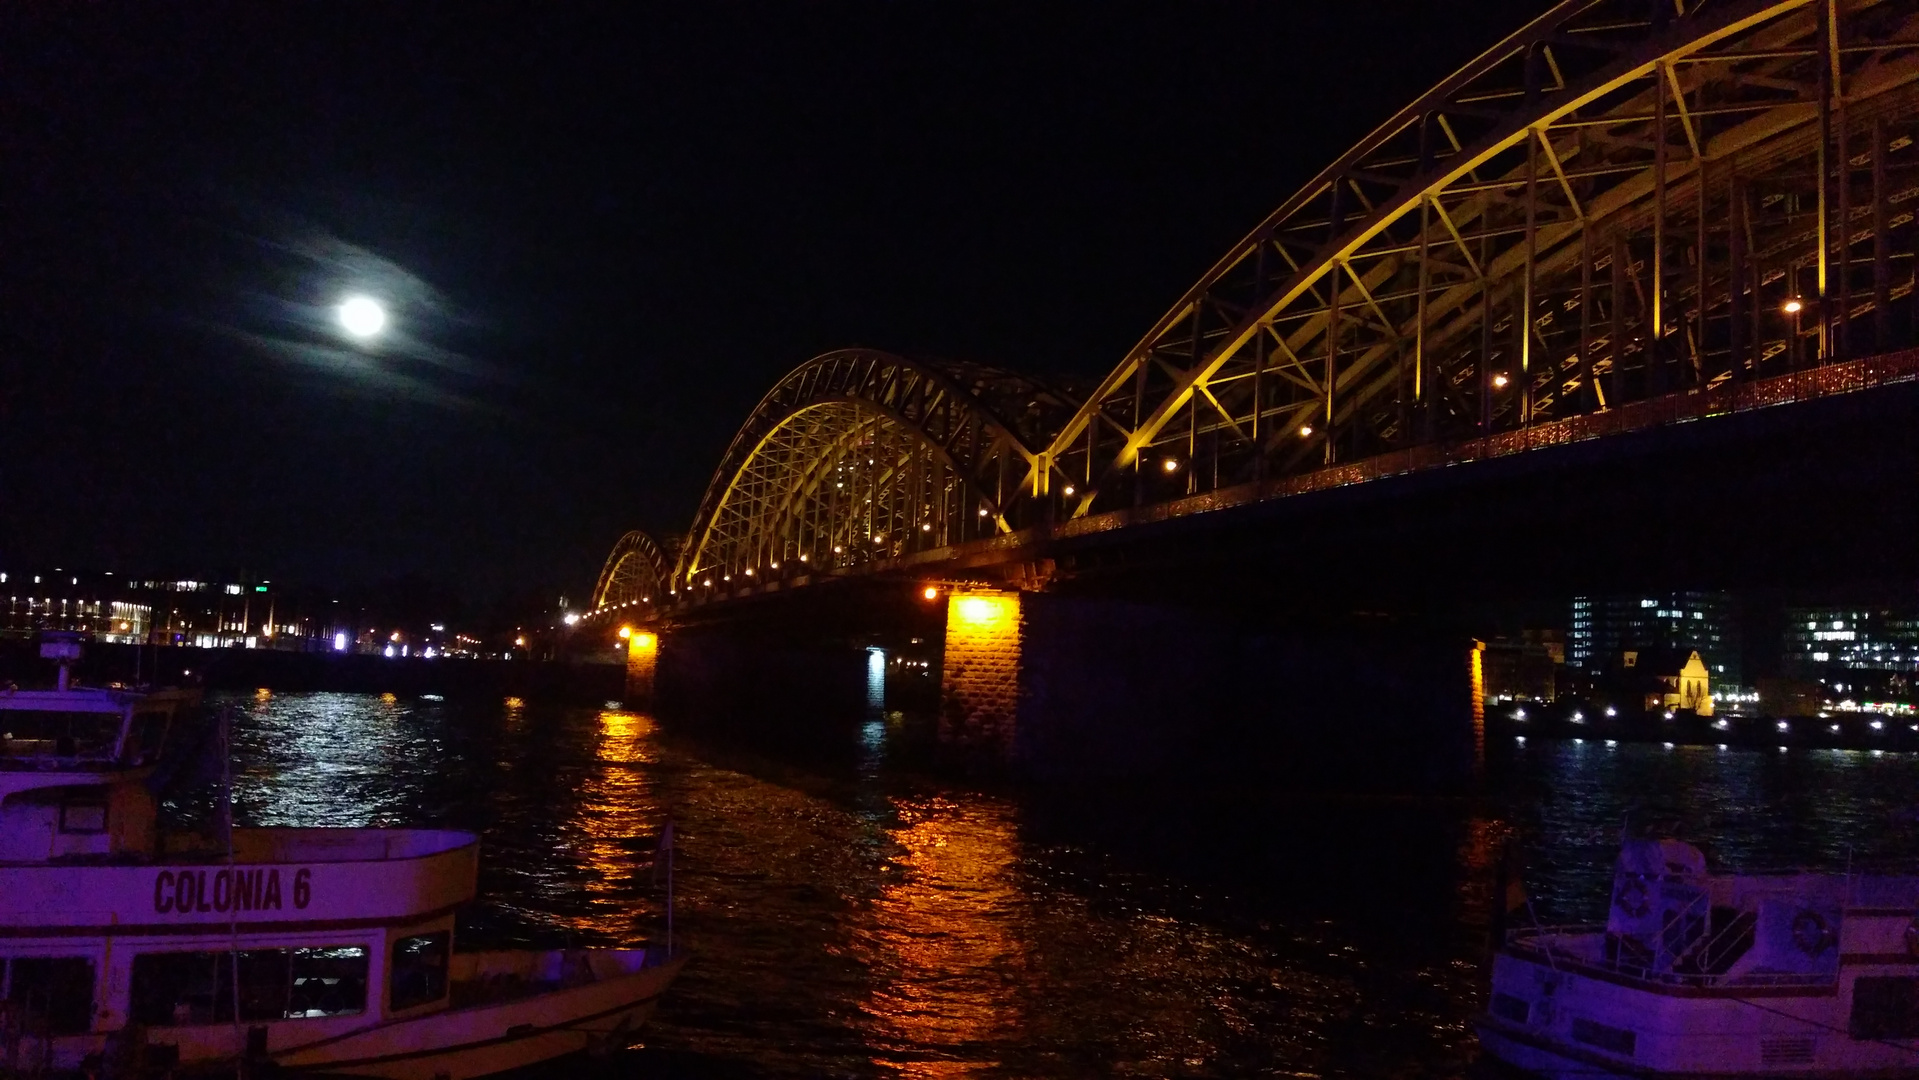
[0,710,121,759]
[1,957,96,1034]
[58,790,108,833]
[1851,976,1919,1040]
[389,933,450,1011]
[130,948,368,1025]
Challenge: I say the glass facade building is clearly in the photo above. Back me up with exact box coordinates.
[1569,591,1741,686]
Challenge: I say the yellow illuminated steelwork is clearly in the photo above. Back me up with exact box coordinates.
[1035,0,1915,517]
[672,351,1079,593]
[590,530,670,613]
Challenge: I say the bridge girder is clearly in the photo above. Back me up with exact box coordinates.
[1041,0,1919,516]
[671,349,1081,599]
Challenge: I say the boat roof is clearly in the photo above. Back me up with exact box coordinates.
[0,686,199,712]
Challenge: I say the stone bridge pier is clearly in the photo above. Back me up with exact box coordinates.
[939,589,1480,789]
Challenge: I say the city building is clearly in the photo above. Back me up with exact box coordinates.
[0,569,150,643]
[1568,592,1741,687]
[1783,607,1919,674]
[1781,605,1919,701]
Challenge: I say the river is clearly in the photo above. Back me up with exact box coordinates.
[175,691,1919,1078]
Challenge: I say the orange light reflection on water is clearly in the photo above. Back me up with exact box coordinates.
[855,796,1025,1077]
[562,709,664,938]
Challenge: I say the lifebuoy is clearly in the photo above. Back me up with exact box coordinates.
[1791,910,1834,956]
[1613,877,1651,919]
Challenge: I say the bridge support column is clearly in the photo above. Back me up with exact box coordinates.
[938,590,1023,757]
[623,629,658,708]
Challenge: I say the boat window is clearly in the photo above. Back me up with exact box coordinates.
[389,933,450,1012]
[289,948,369,1018]
[1570,1017,1636,1057]
[59,794,108,834]
[1850,976,1919,1040]
[0,711,122,759]
[132,948,370,1025]
[4,957,96,1035]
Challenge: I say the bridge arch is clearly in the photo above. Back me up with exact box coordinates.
[588,529,671,620]
[675,349,1079,596]
[1045,0,1919,515]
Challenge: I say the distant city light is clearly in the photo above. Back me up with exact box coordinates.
[563,613,580,625]
[618,626,633,639]
[337,295,387,338]
[334,632,350,652]
[923,586,939,601]
[1298,424,1313,437]
[1162,458,1179,473]
[1492,373,1510,388]
[1062,485,1075,497]
[1782,298,1804,314]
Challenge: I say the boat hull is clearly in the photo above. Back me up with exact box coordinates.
[274,951,688,1080]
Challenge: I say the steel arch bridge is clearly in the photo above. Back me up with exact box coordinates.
[667,349,1079,596]
[589,529,670,615]
[592,0,1919,620]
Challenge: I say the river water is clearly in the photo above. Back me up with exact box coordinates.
[179,692,1919,1078]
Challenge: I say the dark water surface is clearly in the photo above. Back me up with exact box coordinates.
[184,693,1919,1078]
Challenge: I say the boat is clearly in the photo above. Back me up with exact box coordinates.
[1478,837,1919,1078]
[0,634,685,1079]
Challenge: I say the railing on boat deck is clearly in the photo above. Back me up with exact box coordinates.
[1505,925,1835,990]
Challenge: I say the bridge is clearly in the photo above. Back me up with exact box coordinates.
[580,0,1919,781]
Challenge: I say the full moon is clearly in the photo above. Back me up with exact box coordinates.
[337,295,386,338]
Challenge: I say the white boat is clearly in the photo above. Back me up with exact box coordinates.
[1479,838,1919,1078]
[0,635,684,1079]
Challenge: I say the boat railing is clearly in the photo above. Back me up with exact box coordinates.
[1505,925,1835,990]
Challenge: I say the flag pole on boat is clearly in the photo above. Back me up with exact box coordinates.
[652,817,675,957]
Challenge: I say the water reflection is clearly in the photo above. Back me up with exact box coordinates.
[856,797,1023,1076]
[185,692,1919,1078]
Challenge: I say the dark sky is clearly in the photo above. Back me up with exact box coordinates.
[1,2,1547,606]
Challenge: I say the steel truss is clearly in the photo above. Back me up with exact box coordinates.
[589,529,670,618]
[1040,0,1919,517]
[674,350,1080,597]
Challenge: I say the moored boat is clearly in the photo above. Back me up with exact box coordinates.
[0,635,684,1079]
[1478,838,1919,1078]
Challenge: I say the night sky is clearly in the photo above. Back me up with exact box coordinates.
[2,2,1547,608]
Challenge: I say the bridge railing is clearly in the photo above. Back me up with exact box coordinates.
[1265,349,1919,502]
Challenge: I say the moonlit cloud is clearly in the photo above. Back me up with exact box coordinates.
[195,208,510,411]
